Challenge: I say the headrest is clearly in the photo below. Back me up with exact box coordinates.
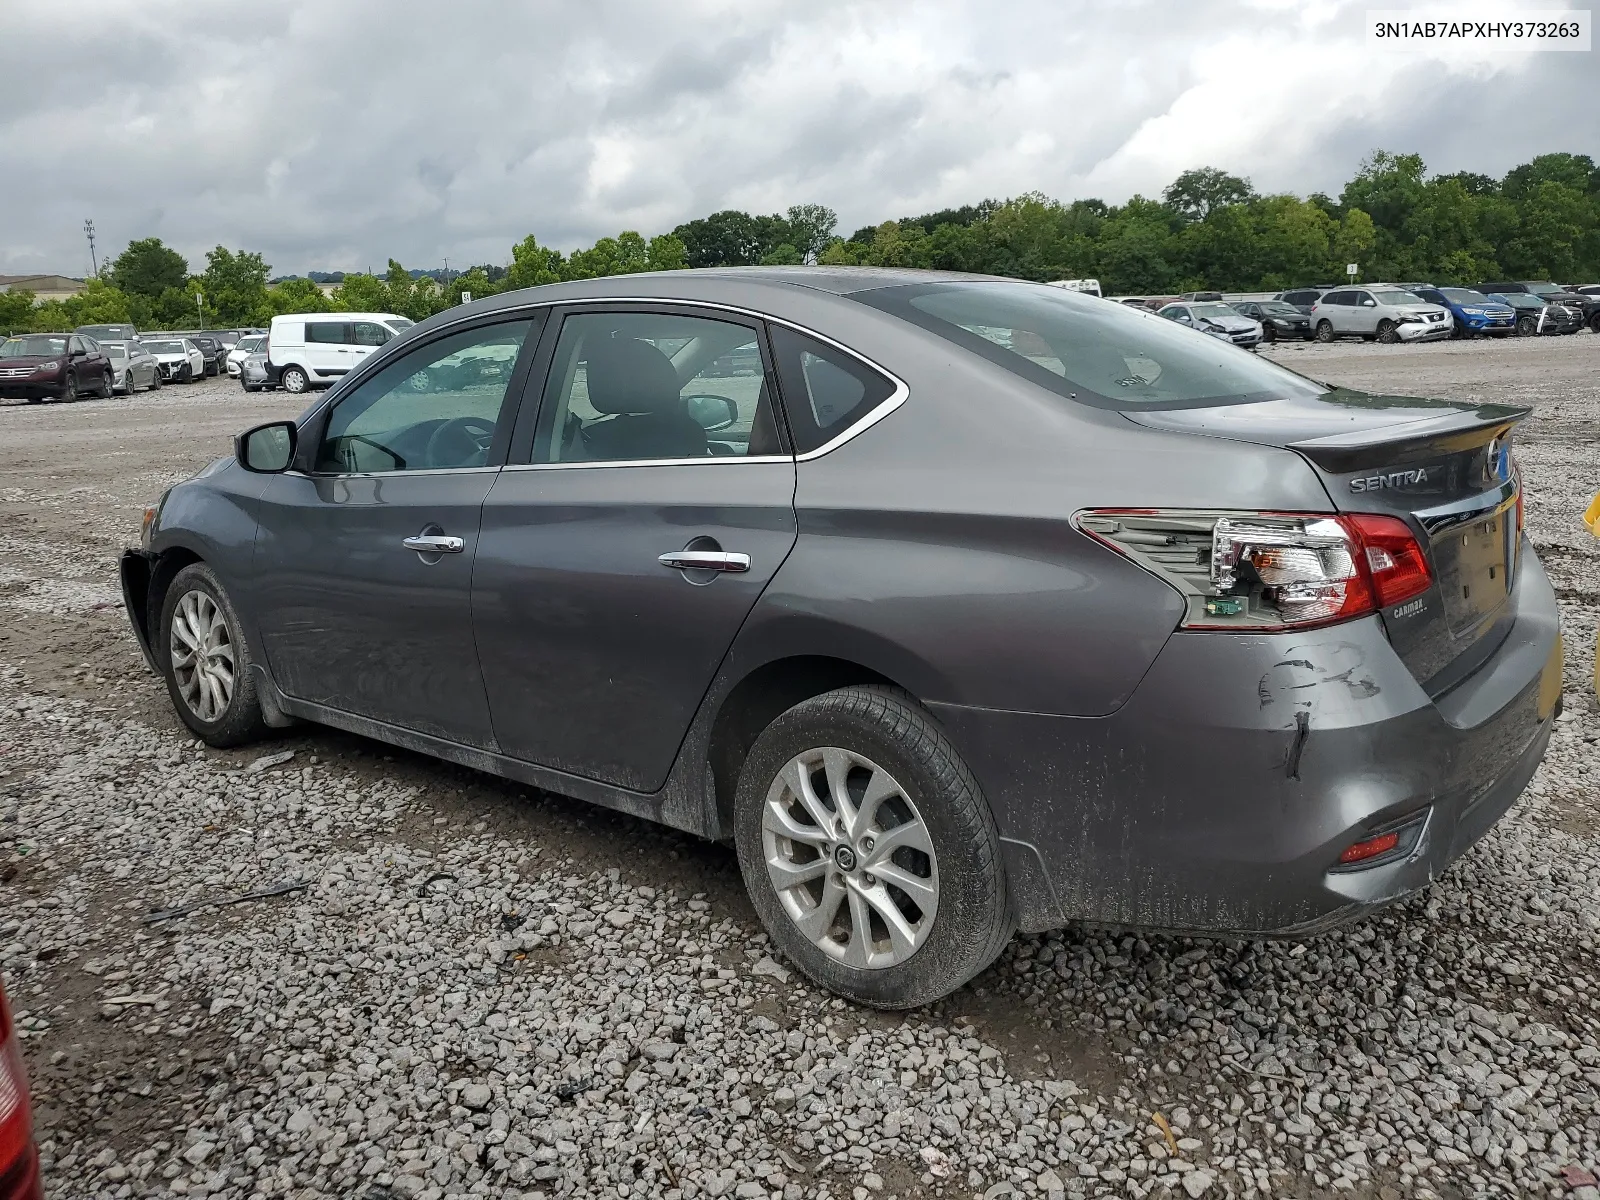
[584,337,681,415]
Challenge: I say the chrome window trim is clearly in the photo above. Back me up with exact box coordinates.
[505,455,793,473]
[300,296,909,464]
[290,465,502,481]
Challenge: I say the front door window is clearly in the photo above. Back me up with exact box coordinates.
[317,320,532,473]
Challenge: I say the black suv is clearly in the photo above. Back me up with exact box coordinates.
[186,335,224,376]
[1478,281,1599,333]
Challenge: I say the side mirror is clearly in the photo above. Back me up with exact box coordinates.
[684,393,739,432]
[236,421,297,473]
[1362,299,1377,307]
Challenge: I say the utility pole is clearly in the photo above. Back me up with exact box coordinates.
[443,257,451,288]
[84,219,98,277]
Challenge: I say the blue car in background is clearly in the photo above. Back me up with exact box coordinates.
[1413,286,1516,337]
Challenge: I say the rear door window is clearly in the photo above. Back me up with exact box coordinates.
[767,325,898,454]
[307,321,353,345]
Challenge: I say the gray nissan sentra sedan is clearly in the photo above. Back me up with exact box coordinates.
[120,268,1563,1008]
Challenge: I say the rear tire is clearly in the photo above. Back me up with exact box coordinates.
[281,365,309,394]
[733,685,1013,1009]
[1315,320,1335,342]
[158,563,271,748]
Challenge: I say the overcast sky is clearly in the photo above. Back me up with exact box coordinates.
[2,0,1595,278]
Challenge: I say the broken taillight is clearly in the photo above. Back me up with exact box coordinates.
[1075,509,1433,631]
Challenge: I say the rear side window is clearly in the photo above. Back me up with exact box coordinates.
[306,322,351,344]
[768,326,898,454]
[850,281,1327,410]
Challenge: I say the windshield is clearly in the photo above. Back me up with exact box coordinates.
[1524,282,1561,295]
[0,336,67,357]
[387,318,415,332]
[144,340,185,353]
[1492,294,1537,308]
[1441,288,1490,304]
[1257,301,1299,316]
[237,336,264,352]
[104,344,130,358]
[1189,303,1240,320]
[851,281,1327,409]
[1372,290,1424,305]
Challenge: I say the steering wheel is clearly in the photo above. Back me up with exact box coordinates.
[424,416,497,468]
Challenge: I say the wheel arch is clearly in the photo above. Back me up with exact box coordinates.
[707,653,906,835]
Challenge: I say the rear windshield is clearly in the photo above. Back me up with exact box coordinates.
[1,336,67,357]
[849,282,1326,409]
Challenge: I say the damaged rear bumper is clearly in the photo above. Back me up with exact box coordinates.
[934,542,1563,936]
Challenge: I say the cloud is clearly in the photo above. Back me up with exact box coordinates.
[1,0,1594,276]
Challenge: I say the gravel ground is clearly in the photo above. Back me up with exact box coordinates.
[1,337,1597,1200]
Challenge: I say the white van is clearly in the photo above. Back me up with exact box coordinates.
[262,312,414,394]
[1044,279,1103,298]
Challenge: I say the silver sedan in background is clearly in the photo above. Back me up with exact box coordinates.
[105,341,163,394]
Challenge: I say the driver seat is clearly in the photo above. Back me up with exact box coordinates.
[581,338,707,460]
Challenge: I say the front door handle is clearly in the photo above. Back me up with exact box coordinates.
[403,535,464,554]
[658,550,750,573]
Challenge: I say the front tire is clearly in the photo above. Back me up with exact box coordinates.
[122,371,135,393]
[1315,320,1335,342]
[1376,319,1398,344]
[733,685,1012,1009]
[100,369,114,397]
[1515,315,1536,337]
[281,365,309,394]
[158,563,270,747]
[61,376,78,403]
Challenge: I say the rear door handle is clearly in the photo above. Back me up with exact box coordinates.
[658,551,750,573]
[403,535,464,554]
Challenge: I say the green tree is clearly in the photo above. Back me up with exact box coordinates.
[1163,168,1256,221]
[646,234,688,272]
[110,238,189,299]
[268,277,334,314]
[0,289,35,335]
[330,273,389,312]
[64,277,133,326]
[784,204,838,262]
[201,247,271,325]
[504,236,565,289]
[759,243,803,265]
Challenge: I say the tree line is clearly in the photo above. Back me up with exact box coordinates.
[4,150,1596,335]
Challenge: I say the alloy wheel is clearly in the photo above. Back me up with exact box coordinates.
[123,372,135,393]
[170,589,236,722]
[282,367,308,394]
[761,746,938,969]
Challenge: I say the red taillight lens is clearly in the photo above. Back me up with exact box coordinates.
[1339,830,1400,864]
[1346,513,1431,608]
[1076,508,1433,631]
[0,983,34,1182]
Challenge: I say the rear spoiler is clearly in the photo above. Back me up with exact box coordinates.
[1288,404,1530,473]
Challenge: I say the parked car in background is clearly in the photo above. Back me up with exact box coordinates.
[1311,287,1452,343]
[1274,287,1331,314]
[263,312,415,394]
[1410,286,1517,338]
[0,332,114,402]
[1157,301,1262,347]
[142,336,207,382]
[226,334,266,377]
[1478,280,1600,333]
[1487,292,1583,336]
[106,340,163,393]
[1229,299,1313,342]
[1177,291,1224,302]
[121,270,1561,1008]
[186,334,223,376]
[0,976,42,1199]
[1107,296,1153,308]
[76,322,138,342]
[240,346,272,391]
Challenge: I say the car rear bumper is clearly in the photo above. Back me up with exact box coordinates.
[933,536,1562,936]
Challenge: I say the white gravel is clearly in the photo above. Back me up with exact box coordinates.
[1,343,1598,1200]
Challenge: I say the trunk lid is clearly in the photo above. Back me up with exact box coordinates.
[1123,389,1529,691]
